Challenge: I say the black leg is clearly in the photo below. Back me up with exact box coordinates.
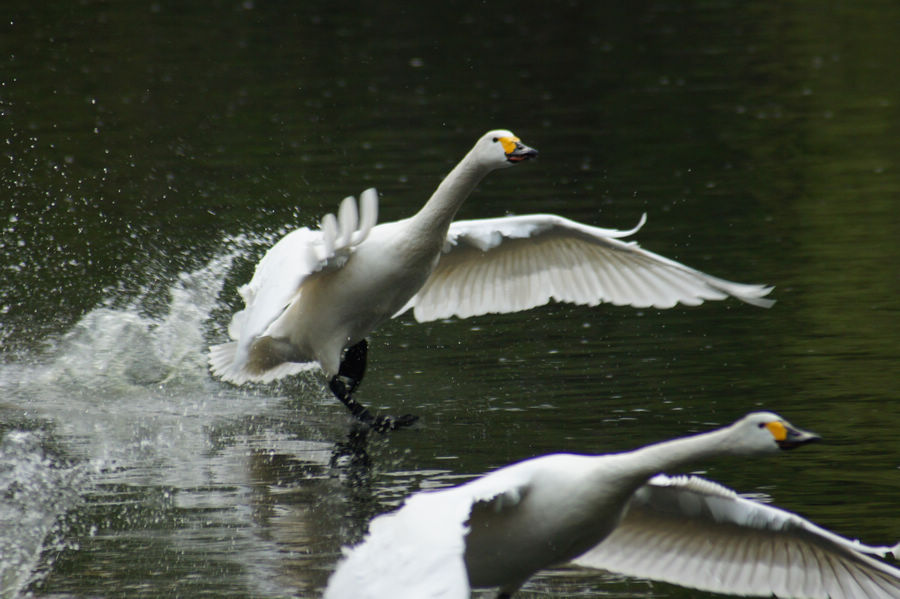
[329,339,373,422]
[338,338,368,392]
[328,339,418,433]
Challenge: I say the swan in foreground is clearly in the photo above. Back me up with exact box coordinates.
[209,130,774,429]
[325,412,900,599]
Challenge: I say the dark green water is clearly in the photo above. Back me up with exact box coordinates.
[2,1,898,597]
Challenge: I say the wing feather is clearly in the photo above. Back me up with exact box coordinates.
[324,488,471,599]
[335,195,359,247]
[401,214,773,322]
[573,474,900,599]
[325,462,538,599]
[353,188,379,244]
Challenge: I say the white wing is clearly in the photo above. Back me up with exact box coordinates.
[325,466,535,599]
[209,189,378,383]
[398,214,774,322]
[573,474,900,599]
[324,490,471,599]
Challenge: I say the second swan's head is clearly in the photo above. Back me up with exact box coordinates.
[729,411,822,455]
[471,129,538,170]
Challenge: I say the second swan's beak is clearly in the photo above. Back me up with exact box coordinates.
[506,140,538,163]
[767,420,822,450]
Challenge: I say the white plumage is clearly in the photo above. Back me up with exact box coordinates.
[325,412,900,599]
[210,189,381,384]
[209,130,773,422]
[399,212,774,322]
[576,474,900,599]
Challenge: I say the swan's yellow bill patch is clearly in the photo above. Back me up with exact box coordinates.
[765,421,788,441]
[499,136,520,155]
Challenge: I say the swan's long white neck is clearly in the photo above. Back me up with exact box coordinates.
[603,423,749,492]
[408,147,496,241]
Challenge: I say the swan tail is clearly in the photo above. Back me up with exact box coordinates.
[209,341,318,385]
[208,341,248,384]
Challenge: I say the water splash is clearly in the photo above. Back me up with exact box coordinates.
[42,249,239,391]
[0,238,313,596]
[16,239,294,448]
[0,431,85,599]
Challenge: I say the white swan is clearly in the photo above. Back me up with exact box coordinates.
[324,412,900,599]
[209,130,774,429]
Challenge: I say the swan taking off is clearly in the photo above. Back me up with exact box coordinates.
[209,130,774,430]
[325,412,900,599]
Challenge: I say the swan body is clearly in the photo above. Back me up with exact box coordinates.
[210,130,536,390]
[324,412,900,598]
[209,130,774,424]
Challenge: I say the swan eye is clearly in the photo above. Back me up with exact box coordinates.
[758,423,766,429]
[492,137,499,142]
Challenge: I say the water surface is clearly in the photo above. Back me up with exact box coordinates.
[2,1,899,597]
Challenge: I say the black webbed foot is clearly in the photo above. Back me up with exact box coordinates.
[371,413,419,434]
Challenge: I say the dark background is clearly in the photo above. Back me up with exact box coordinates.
[1,1,898,597]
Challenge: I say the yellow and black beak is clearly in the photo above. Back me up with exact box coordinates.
[499,136,538,163]
[766,420,822,450]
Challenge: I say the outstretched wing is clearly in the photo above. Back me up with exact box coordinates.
[325,466,535,599]
[324,489,471,599]
[397,214,774,322]
[574,474,900,599]
[209,189,378,383]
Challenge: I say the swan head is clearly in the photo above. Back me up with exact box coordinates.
[731,412,821,453]
[471,129,538,170]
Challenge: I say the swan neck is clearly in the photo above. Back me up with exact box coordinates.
[411,150,493,238]
[614,425,737,483]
